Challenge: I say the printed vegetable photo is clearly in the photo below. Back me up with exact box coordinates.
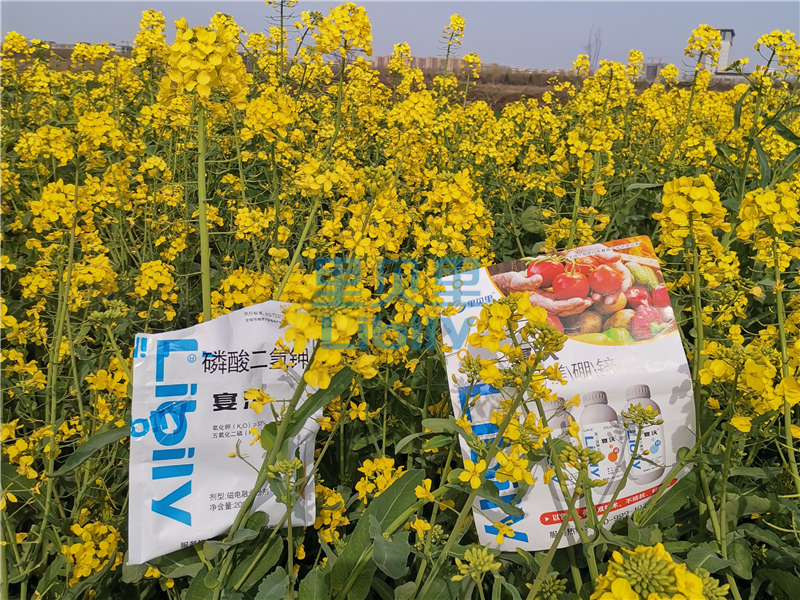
[489,237,679,345]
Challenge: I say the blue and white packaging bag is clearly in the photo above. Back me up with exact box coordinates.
[128,301,319,564]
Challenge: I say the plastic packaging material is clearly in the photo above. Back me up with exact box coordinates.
[128,300,319,565]
[439,236,696,551]
[624,384,666,485]
[579,391,627,495]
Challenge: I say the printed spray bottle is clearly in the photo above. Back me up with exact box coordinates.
[624,384,666,485]
[579,391,627,496]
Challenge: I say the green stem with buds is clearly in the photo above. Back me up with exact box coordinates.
[197,105,212,322]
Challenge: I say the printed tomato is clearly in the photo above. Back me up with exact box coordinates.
[652,285,671,308]
[568,256,596,276]
[526,259,565,287]
[624,285,652,308]
[552,272,590,300]
[546,313,564,333]
[588,264,622,295]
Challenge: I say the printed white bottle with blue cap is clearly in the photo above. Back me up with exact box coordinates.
[580,391,626,494]
[624,384,666,485]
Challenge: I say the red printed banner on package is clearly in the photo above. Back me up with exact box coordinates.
[438,236,695,551]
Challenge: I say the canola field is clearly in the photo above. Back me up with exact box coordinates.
[2,3,800,599]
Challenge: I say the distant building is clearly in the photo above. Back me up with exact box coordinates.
[372,55,463,72]
[718,29,735,71]
[701,28,735,72]
[643,61,666,82]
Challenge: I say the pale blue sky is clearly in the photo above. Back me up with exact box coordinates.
[2,1,797,70]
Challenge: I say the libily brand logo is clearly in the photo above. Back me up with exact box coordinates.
[132,336,198,526]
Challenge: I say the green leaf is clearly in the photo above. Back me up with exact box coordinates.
[779,146,800,178]
[634,471,697,527]
[754,139,771,188]
[330,470,424,595]
[728,466,781,479]
[626,518,662,546]
[298,569,328,600]
[121,555,148,584]
[662,541,694,554]
[685,543,733,574]
[757,569,800,598]
[773,104,800,122]
[254,567,289,600]
[228,537,284,593]
[425,572,460,600]
[494,574,523,600]
[51,422,129,477]
[519,205,544,234]
[287,367,354,439]
[204,565,221,589]
[728,538,753,579]
[394,582,417,600]
[731,493,790,521]
[625,183,663,191]
[148,546,205,579]
[369,515,411,578]
[772,121,800,146]
[371,578,394,600]
[395,431,429,453]
[203,529,259,560]
[739,522,800,565]
[422,417,465,437]
[35,554,66,596]
[423,435,453,451]
[260,421,278,452]
[477,480,524,518]
[246,510,268,531]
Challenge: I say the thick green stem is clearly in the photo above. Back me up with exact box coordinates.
[286,472,294,585]
[567,546,583,594]
[699,465,722,541]
[197,105,212,322]
[272,198,321,301]
[103,324,131,382]
[719,431,733,554]
[38,161,80,562]
[324,57,347,157]
[215,371,311,599]
[639,412,724,523]
[65,310,86,430]
[689,219,704,437]
[524,489,580,600]
[416,356,544,599]
[566,178,582,250]
[1,512,8,600]
[773,238,800,495]
[597,424,642,530]
[665,58,701,175]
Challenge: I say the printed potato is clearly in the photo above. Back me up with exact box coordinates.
[594,292,627,315]
[565,311,603,334]
[603,309,635,331]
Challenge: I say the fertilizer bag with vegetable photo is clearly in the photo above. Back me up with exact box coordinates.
[438,235,695,550]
